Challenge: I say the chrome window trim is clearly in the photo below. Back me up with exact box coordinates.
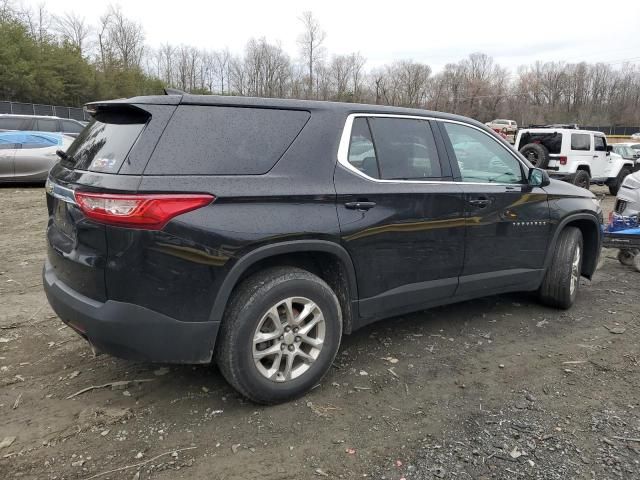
[337,113,530,187]
[45,177,76,204]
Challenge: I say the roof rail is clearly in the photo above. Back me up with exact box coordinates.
[164,88,185,96]
[526,123,580,129]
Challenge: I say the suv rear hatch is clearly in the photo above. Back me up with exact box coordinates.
[45,104,160,302]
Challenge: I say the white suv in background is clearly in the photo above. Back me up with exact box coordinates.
[515,126,635,195]
[485,119,518,134]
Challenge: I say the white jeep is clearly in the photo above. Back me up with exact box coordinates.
[515,126,634,195]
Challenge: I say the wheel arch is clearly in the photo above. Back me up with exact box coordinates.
[545,214,602,280]
[209,240,359,334]
[575,165,591,175]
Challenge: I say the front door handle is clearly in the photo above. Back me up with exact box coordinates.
[468,198,490,208]
[344,201,376,211]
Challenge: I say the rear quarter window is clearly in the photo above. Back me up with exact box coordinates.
[145,106,310,175]
[571,133,590,151]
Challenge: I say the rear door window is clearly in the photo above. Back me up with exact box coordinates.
[571,133,591,151]
[64,109,148,172]
[367,117,442,179]
[146,106,310,175]
[347,117,379,179]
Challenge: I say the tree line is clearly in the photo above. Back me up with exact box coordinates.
[2,1,639,126]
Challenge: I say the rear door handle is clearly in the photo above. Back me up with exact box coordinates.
[468,198,490,208]
[344,201,376,211]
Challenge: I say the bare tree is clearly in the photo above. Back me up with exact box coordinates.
[297,11,326,98]
[53,12,90,55]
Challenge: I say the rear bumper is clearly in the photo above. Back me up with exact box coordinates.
[43,261,219,364]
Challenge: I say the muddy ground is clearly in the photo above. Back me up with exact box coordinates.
[1,185,639,480]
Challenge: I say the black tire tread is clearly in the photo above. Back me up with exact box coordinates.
[215,266,342,404]
[519,143,550,169]
[539,227,582,309]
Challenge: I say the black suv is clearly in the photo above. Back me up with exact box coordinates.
[43,94,602,404]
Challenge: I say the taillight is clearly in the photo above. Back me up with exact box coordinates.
[559,156,567,165]
[74,192,215,230]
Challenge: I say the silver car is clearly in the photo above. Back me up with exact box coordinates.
[0,131,73,183]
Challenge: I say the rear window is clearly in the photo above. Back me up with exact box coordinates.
[145,106,310,175]
[64,109,147,172]
[571,133,590,151]
[517,132,562,154]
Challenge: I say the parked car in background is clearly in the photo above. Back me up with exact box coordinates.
[612,144,640,171]
[0,131,72,183]
[43,94,602,404]
[0,114,86,138]
[485,119,518,134]
[515,126,634,194]
[631,133,640,140]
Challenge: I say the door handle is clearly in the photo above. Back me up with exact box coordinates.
[344,201,376,211]
[468,198,490,208]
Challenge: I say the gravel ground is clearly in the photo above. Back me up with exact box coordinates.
[1,185,639,480]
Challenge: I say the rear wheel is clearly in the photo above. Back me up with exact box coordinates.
[539,227,583,309]
[608,167,631,196]
[572,170,590,190]
[216,267,342,404]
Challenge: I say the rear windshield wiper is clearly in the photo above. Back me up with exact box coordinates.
[56,149,76,164]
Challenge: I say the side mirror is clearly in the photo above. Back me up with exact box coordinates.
[528,167,550,187]
[606,145,613,152]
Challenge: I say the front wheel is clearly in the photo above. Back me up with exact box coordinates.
[608,167,631,196]
[539,227,583,309]
[216,267,342,404]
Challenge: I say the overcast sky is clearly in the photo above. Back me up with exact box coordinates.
[26,0,640,71]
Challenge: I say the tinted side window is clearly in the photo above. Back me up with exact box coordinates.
[147,106,310,175]
[36,118,58,132]
[61,120,84,133]
[443,122,523,184]
[347,117,379,179]
[0,118,25,130]
[571,133,590,151]
[367,118,441,180]
[594,136,606,152]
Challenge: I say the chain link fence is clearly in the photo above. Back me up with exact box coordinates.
[0,101,90,121]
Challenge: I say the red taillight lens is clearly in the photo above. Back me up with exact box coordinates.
[74,192,215,230]
[559,156,567,165]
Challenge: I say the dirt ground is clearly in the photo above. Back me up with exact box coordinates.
[1,185,639,480]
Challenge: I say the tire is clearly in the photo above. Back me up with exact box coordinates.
[215,267,342,404]
[618,249,639,266]
[519,143,550,168]
[572,170,590,190]
[608,167,631,196]
[539,227,583,309]
[634,253,640,273]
